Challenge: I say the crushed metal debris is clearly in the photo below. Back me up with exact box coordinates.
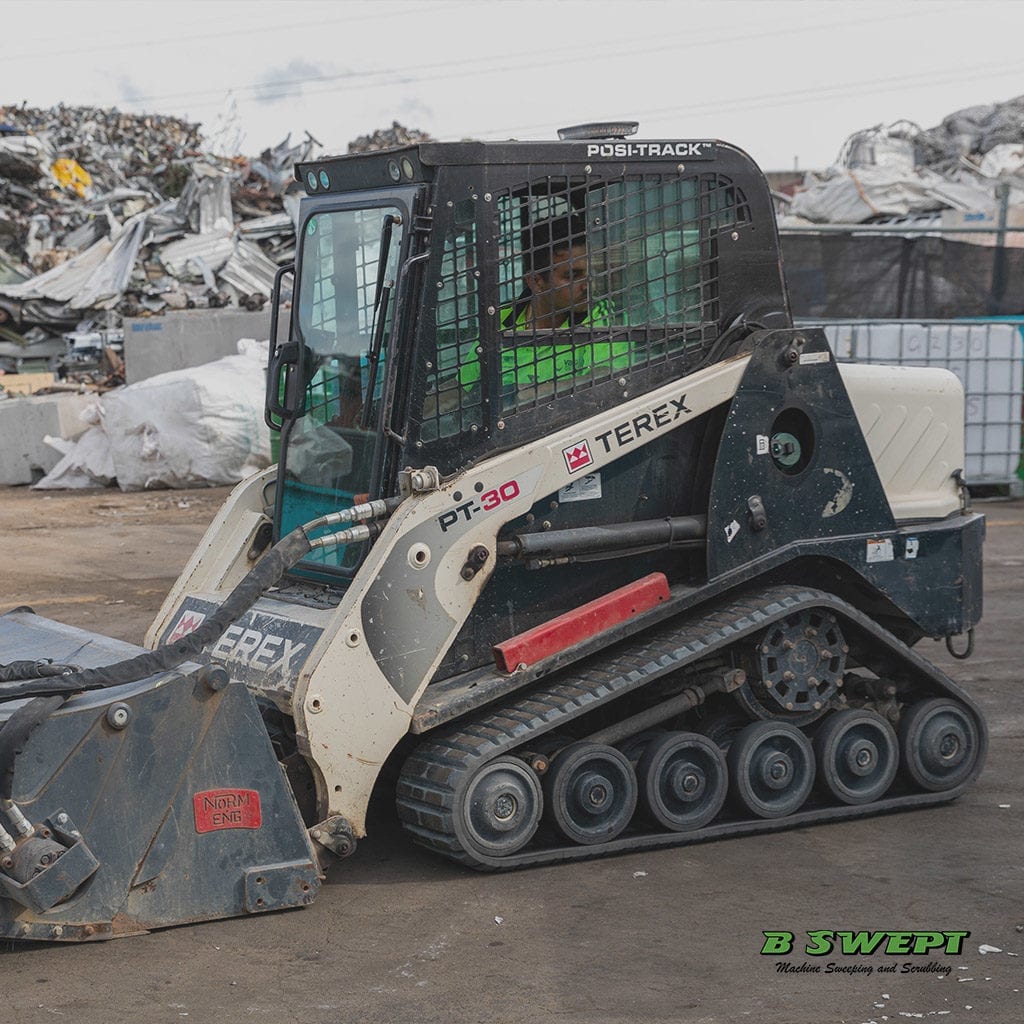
[0,103,317,381]
[0,107,434,389]
[779,95,1024,228]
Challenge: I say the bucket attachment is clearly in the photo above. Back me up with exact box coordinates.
[0,612,320,942]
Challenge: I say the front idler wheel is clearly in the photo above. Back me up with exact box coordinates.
[459,757,543,857]
[728,721,815,818]
[899,698,981,792]
[637,731,728,831]
[544,742,637,845]
[814,709,898,805]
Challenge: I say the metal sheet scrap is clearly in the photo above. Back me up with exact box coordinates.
[0,102,315,367]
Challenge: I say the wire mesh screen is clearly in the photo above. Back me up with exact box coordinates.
[301,207,392,345]
[421,199,484,442]
[298,207,402,426]
[417,172,749,442]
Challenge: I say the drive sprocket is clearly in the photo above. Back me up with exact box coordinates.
[734,608,847,723]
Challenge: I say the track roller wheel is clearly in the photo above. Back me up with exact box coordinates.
[814,709,898,805]
[637,732,728,831]
[617,729,666,765]
[727,721,815,818]
[899,698,981,792]
[543,742,637,845]
[697,710,748,750]
[459,758,543,857]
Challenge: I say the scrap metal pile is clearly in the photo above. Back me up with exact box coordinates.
[0,103,313,373]
[782,95,1024,225]
[347,120,434,154]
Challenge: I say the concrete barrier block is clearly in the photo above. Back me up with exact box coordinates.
[0,393,94,485]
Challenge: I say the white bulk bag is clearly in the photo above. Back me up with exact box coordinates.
[102,338,271,490]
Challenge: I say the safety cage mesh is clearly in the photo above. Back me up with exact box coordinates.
[417,172,750,444]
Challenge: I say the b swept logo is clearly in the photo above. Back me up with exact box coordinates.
[761,930,970,978]
[563,439,594,474]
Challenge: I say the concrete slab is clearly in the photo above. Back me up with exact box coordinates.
[123,308,289,384]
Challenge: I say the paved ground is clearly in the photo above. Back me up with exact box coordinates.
[1,485,1021,1024]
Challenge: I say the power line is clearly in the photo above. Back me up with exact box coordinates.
[4,2,463,63]
[65,7,925,114]
[78,26,706,108]
[465,60,1024,140]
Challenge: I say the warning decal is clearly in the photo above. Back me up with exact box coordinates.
[866,538,895,564]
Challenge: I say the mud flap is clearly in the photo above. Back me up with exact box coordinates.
[0,612,320,942]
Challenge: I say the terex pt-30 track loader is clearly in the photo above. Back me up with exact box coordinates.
[0,124,986,941]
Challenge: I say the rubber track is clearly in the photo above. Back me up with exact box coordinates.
[395,585,988,869]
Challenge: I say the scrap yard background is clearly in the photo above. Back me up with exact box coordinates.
[1,485,1022,1022]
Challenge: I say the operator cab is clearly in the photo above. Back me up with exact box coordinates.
[270,131,790,578]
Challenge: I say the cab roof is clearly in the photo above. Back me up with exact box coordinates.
[294,138,749,196]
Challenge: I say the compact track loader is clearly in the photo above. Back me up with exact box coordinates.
[0,124,986,941]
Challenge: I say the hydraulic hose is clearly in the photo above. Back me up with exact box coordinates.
[0,662,78,683]
[0,495,401,702]
[0,496,401,831]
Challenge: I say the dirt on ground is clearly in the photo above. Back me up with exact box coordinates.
[0,486,232,643]
[0,485,1022,1024]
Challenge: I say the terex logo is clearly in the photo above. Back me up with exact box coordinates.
[167,610,206,644]
[211,624,308,675]
[563,440,594,474]
[594,394,692,454]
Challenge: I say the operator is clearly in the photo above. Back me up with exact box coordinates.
[500,215,611,332]
[431,215,631,418]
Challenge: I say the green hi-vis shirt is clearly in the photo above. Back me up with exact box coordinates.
[458,299,632,390]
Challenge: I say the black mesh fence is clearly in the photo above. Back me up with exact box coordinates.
[782,231,1024,319]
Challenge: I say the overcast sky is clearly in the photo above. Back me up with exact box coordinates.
[3,0,1023,171]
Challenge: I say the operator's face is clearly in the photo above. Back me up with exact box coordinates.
[530,244,590,320]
